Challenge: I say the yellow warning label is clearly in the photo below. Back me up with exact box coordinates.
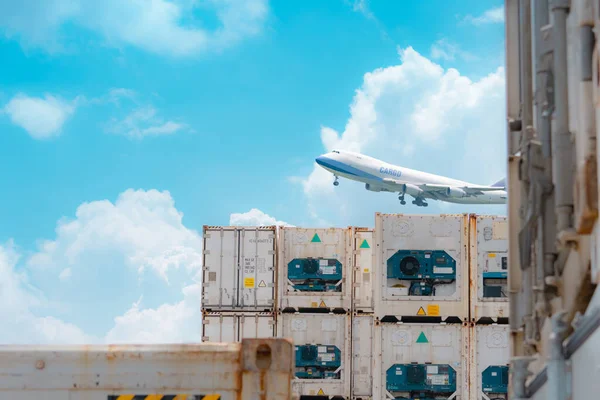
[417,306,426,316]
[244,277,255,288]
[319,300,327,308]
[258,280,266,287]
[364,268,370,273]
[488,253,497,258]
[427,304,440,316]
[311,302,318,307]
[317,388,325,395]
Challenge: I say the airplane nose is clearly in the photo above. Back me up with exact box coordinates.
[315,155,326,166]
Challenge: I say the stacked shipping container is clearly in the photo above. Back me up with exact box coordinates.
[469,215,510,400]
[201,213,510,400]
[201,226,278,344]
[363,213,470,400]
[278,227,353,398]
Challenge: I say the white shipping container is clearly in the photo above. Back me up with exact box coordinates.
[373,213,469,321]
[202,312,276,342]
[277,312,352,399]
[0,339,295,400]
[470,215,509,322]
[202,226,276,312]
[351,314,375,398]
[372,322,469,400]
[470,324,510,400]
[278,227,352,312]
[352,228,375,313]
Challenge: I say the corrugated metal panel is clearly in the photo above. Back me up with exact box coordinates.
[277,312,352,399]
[372,322,469,400]
[351,314,374,397]
[351,228,374,313]
[278,227,352,312]
[202,312,276,342]
[202,226,276,312]
[470,324,510,400]
[239,313,277,340]
[373,213,469,321]
[202,312,238,342]
[470,215,509,322]
[0,339,295,400]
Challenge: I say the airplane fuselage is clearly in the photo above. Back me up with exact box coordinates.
[315,149,507,205]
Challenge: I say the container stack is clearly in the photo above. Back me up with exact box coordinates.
[277,227,353,399]
[200,213,511,400]
[468,215,510,400]
[201,225,278,343]
[354,213,471,400]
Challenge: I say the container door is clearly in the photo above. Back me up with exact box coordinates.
[202,314,238,342]
[203,228,238,310]
[238,228,275,309]
[353,230,374,311]
[239,314,276,339]
[352,315,374,396]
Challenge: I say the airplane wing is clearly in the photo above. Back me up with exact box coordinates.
[419,183,506,193]
[381,179,505,197]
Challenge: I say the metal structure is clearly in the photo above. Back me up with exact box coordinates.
[504,0,600,398]
[0,338,295,400]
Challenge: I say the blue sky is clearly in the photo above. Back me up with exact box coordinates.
[0,0,507,343]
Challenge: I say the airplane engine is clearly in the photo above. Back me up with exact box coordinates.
[401,183,423,197]
[446,187,467,198]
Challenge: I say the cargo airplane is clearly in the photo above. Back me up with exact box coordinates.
[315,149,507,207]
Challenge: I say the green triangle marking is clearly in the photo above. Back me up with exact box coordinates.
[360,239,370,249]
[416,332,428,343]
[311,233,322,243]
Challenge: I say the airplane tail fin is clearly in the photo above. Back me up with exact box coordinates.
[491,178,506,188]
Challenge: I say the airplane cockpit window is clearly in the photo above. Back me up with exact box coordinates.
[332,150,340,154]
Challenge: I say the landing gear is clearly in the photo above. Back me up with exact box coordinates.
[412,198,428,207]
[398,194,406,205]
[333,176,339,186]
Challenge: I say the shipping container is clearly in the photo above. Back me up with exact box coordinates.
[469,215,509,322]
[503,0,600,398]
[0,338,295,400]
[202,225,276,312]
[202,311,276,342]
[278,227,352,312]
[373,213,469,321]
[277,312,352,399]
[372,321,469,400]
[351,228,375,313]
[351,314,375,399]
[470,324,510,400]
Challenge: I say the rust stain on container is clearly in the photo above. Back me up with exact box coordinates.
[469,214,477,322]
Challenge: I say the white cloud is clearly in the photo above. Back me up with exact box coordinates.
[230,208,293,227]
[350,0,373,18]
[3,93,77,139]
[0,189,205,344]
[58,267,71,281]
[463,6,504,25]
[0,241,95,344]
[28,188,203,283]
[2,88,187,141]
[0,0,270,57]
[295,46,507,226]
[430,38,478,62]
[104,282,202,343]
[106,106,187,139]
